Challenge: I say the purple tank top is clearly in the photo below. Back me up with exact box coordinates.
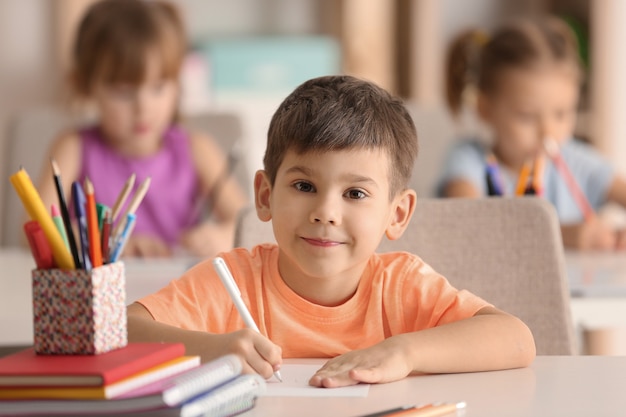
[79,125,200,246]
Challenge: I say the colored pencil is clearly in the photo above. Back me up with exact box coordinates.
[23,220,55,269]
[71,181,91,270]
[109,213,137,263]
[10,168,74,269]
[101,208,112,264]
[544,139,594,220]
[50,159,81,269]
[111,173,136,223]
[531,155,545,196]
[84,178,102,268]
[515,160,532,196]
[112,177,150,239]
[391,402,466,417]
[485,153,504,196]
[50,204,69,249]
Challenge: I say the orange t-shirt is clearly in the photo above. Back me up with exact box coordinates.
[138,244,491,358]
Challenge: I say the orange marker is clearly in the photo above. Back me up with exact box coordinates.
[84,178,102,268]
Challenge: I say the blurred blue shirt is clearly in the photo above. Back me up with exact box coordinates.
[436,138,614,224]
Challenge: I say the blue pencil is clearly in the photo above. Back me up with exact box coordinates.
[109,213,137,263]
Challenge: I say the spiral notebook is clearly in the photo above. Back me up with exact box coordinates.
[0,354,266,417]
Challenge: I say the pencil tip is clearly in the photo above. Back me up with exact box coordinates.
[274,370,283,382]
[50,158,60,175]
[84,177,94,193]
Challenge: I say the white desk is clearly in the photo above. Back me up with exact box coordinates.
[242,356,625,417]
[0,248,196,345]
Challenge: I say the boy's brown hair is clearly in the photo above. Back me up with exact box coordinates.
[264,75,418,198]
[71,0,186,97]
[445,16,582,115]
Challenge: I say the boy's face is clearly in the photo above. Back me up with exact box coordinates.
[478,65,579,169]
[254,148,415,306]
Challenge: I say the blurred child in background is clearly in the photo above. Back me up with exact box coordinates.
[438,16,626,251]
[36,0,247,258]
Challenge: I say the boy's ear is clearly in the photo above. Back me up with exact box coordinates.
[385,188,417,240]
[254,170,272,222]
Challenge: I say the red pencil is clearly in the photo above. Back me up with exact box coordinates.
[84,178,102,268]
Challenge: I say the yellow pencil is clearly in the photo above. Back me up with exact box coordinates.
[10,168,74,269]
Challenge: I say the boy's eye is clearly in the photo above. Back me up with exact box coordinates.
[345,189,366,200]
[294,181,315,193]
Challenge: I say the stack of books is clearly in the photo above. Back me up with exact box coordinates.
[0,343,266,416]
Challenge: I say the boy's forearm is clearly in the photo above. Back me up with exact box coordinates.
[127,304,223,363]
[401,307,535,374]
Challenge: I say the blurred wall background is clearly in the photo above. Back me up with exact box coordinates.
[2,0,625,243]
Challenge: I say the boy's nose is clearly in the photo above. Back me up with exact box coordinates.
[309,196,341,225]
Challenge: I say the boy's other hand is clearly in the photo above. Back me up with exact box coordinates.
[309,337,412,388]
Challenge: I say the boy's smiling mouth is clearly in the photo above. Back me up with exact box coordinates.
[301,237,343,247]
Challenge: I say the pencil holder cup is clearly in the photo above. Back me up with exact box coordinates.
[31,262,127,355]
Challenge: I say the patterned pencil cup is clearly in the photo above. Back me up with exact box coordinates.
[31,262,128,355]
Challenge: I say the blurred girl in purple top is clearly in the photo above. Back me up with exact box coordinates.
[36,0,247,258]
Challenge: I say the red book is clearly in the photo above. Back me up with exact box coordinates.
[0,342,185,387]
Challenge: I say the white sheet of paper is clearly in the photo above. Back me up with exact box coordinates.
[260,364,370,397]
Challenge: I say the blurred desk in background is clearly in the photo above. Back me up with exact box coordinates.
[566,251,626,354]
[0,248,197,346]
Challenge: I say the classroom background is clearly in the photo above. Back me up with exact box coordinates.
[3,0,626,245]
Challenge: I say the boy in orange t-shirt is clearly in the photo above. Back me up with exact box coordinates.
[127,75,535,388]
